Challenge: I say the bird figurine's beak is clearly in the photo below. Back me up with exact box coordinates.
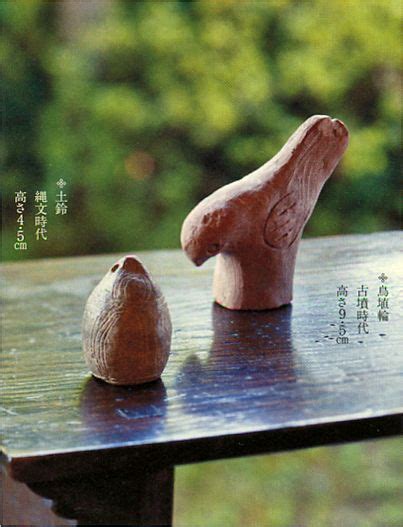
[194,256,208,267]
[183,241,208,267]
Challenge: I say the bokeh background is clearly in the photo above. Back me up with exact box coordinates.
[1,0,401,261]
[1,1,402,526]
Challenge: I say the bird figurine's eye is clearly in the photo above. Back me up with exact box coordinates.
[207,243,220,255]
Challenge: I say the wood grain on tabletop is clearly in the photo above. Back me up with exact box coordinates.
[1,231,402,482]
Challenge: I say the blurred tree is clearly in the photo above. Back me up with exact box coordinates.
[1,0,401,260]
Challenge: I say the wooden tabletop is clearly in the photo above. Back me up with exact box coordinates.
[1,231,402,483]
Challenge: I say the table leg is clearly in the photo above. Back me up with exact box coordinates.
[29,465,174,526]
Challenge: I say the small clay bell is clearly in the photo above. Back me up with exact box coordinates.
[82,255,172,385]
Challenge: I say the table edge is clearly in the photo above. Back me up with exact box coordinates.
[2,411,402,484]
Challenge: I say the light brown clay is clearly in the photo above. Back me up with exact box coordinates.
[181,115,349,310]
[82,255,172,385]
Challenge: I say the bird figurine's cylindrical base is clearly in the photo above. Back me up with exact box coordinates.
[213,249,297,310]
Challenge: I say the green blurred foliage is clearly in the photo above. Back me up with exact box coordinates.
[1,0,401,260]
[175,438,403,527]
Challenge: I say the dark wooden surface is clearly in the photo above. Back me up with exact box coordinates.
[1,232,402,489]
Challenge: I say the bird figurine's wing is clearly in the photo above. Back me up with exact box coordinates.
[264,190,307,249]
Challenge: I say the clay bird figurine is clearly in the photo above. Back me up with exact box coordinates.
[82,255,172,385]
[181,115,349,310]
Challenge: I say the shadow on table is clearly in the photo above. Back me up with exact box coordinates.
[175,303,297,421]
[80,376,168,443]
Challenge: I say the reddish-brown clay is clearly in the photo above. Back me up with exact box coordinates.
[181,115,349,310]
[82,255,172,385]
